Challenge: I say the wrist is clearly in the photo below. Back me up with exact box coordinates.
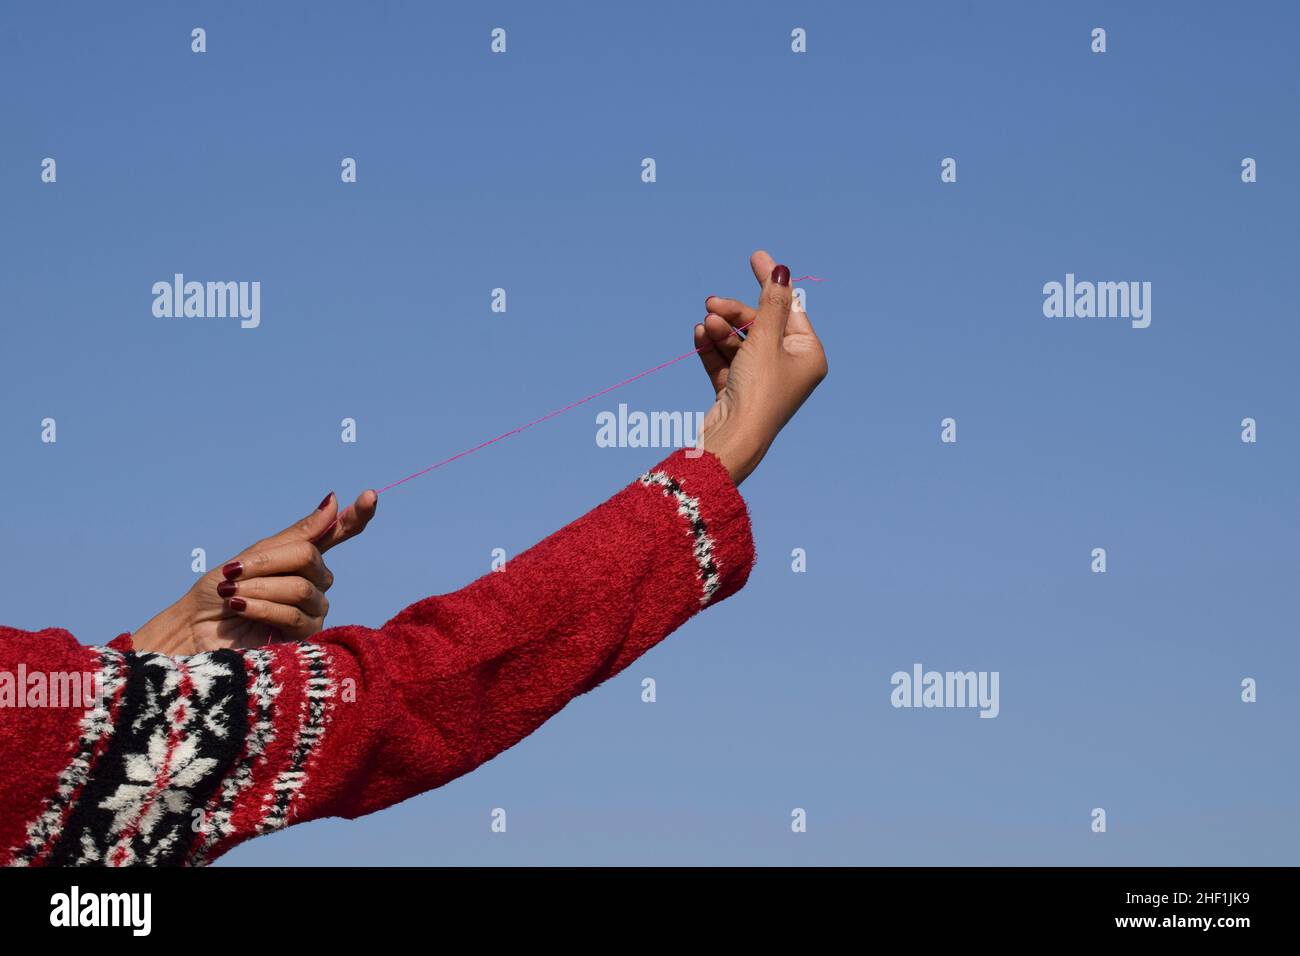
[701,419,769,486]
[133,597,197,655]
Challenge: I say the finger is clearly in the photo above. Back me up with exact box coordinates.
[785,283,816,337]
[219,575,327,617]
[694,323,729,394]
[749,251,816,336]
[703,313,743,361]
[704,295,756,333]
[750,250,777,287]
[226,540,332,590]
[211,617,286,650]
[257,492,341,552]
[748,253,793,350]
[226,596,320,642]
[315,489,379,554]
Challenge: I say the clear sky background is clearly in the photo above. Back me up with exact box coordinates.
[2,1,1296,865]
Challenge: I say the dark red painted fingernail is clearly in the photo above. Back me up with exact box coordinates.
[222,561,243,581]
[217,581,237,598]
[317,492,334,511]
[772,265,790,287]
[228,597,247,612]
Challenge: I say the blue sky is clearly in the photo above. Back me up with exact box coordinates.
[1,0,1297,864]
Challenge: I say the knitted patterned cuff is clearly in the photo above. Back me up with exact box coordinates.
[637,448,756,607]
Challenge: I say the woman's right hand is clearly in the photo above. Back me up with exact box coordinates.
[697,250,828,485]
[132,490,377,654]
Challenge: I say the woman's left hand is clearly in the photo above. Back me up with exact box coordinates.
[131,490,377,655]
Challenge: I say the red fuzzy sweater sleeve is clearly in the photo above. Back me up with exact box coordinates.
[0,449,753,866]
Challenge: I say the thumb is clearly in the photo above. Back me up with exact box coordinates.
[312,489,379,553]
[261,492,339,550]
[748,261,792,350]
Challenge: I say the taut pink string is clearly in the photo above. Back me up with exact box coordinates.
[297,279,823,642]
[361,275,826,498]
[374,317,757,496]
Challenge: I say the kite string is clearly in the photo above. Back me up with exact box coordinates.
[373,317,757,496]
[368,275,827,497]
[300,279,822,640]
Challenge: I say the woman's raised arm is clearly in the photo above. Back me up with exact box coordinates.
[0,252,826,866]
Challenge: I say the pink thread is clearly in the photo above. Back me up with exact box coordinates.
[373,318,757,496]
[299,281,823,644]
[370,275,826,497]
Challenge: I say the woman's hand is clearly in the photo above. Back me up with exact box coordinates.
[131,490,378,655]
[697,251,828,485]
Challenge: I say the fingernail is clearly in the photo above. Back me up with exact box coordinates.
[228,597,247,612]
[217,581,237,598]
[317,492,334,511]
[222,561,243,581]
[772,265,790,287]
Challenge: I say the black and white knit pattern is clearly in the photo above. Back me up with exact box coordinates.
[638,469,721,605]
[41,649,247,867]
[189,647,280,865]
[11,640,340,867]
[8,648,126,866]
[258,641,335,834]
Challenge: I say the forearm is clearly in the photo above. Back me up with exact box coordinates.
[299,448,756,821]
[2,451,755,865]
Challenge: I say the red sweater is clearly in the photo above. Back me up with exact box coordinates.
[0,450,753,866]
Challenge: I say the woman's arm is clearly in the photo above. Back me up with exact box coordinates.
[1,252,826,866]
[0,447,753,865]
[293,447,755,828]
